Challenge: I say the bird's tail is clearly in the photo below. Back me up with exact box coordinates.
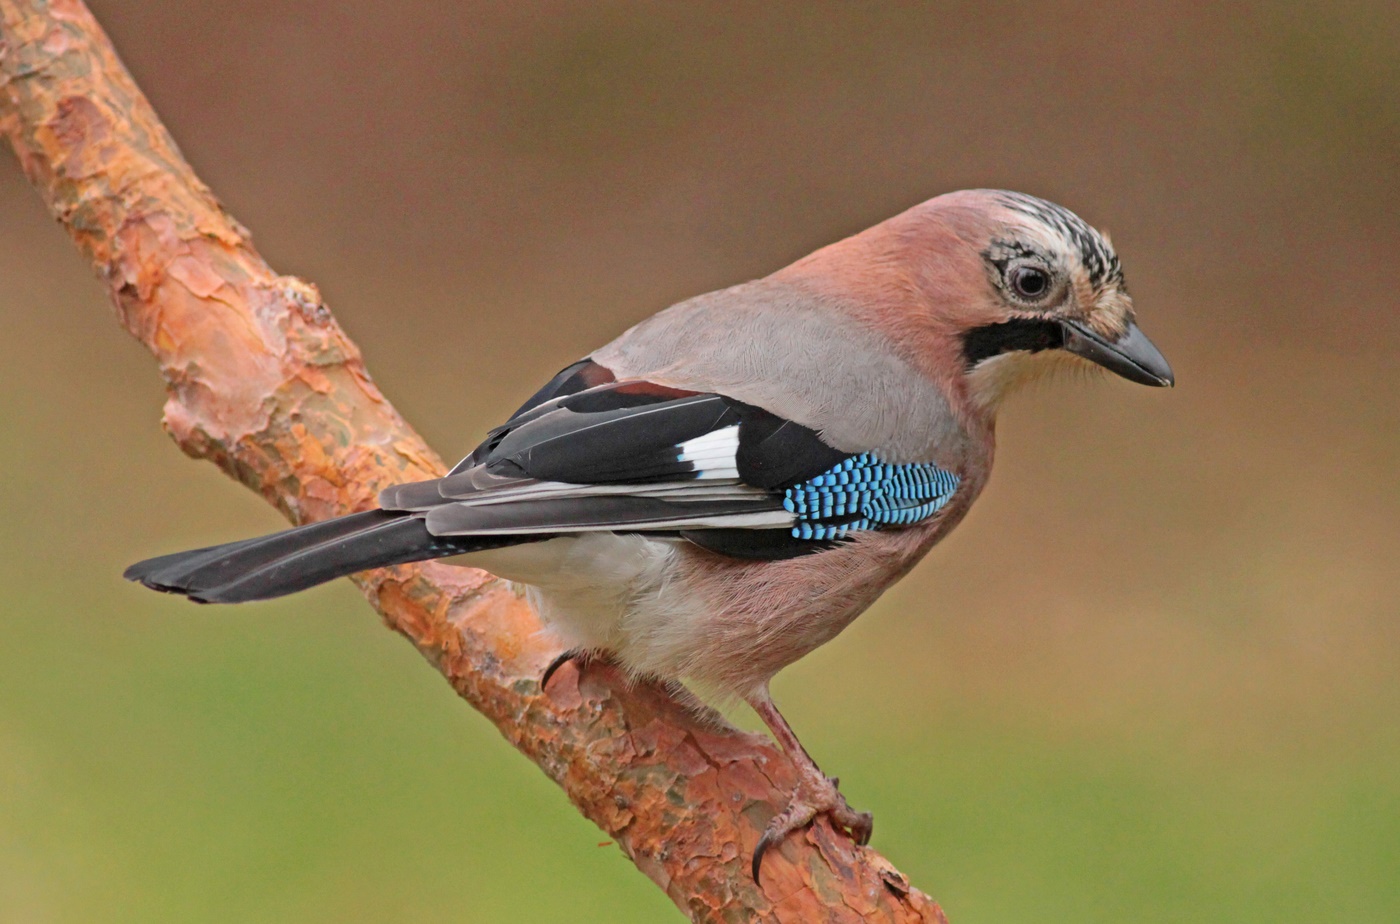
[123,509,526,604]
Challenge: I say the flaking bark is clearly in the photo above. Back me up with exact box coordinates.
[0,3,949,920]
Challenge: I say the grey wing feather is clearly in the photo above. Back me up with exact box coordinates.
[424,496,788,536]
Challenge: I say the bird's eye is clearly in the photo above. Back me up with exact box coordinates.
[1009,264,1052,301]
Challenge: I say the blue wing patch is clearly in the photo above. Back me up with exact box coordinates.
[783,454,960,540]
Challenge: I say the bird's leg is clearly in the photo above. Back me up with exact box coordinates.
[745,686,873,880]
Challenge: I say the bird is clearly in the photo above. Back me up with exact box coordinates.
[124,189,1173,879]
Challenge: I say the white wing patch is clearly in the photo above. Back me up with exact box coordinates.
[676,425,741,478]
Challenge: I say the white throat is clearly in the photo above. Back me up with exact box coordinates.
[965,350,1086,413]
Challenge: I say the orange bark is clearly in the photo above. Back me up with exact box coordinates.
[0,2,948,920]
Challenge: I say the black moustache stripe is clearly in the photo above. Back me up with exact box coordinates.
[963,318,1064,367]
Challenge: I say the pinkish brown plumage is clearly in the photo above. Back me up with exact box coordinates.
[126,189,1173,877]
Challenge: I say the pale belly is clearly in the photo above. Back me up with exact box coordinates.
[454,524,945,697]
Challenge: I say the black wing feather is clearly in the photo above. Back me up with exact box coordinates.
[451,358,617,474]
[488,394,738,483]
[680,527,836,559]
[729,401,850,489]
[506,358,617,420]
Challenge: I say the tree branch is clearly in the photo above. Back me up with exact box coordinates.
[0,3,948,920]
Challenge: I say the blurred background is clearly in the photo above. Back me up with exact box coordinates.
[2,2,1397,921]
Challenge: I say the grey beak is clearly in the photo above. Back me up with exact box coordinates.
[1060,319,1175,387]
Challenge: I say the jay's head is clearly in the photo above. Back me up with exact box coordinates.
[935,189,1173,412]
[783,189,1174,416]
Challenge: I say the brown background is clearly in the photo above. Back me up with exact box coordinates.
[2,3,1396,922]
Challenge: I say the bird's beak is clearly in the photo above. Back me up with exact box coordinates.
[1060,319,1174,387]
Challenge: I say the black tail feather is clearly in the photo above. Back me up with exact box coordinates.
[125,510,398,593]
[124,509,532,604]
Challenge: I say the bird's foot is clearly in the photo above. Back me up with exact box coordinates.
[752,770,873,880]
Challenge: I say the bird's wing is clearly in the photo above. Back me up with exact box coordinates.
[379,366,962,560]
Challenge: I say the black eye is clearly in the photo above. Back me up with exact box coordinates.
[1009,264,1052,300]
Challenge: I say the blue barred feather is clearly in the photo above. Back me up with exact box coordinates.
[782,454,960,540]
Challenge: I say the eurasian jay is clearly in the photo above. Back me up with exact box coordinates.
[125,189,1173,876]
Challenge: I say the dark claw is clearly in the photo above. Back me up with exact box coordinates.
[752,829,779,882]
[540,648,583,690]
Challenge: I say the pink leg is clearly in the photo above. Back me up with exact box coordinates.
[745,686,873,880]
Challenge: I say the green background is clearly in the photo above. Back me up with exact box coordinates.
[2,2,1397,921]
